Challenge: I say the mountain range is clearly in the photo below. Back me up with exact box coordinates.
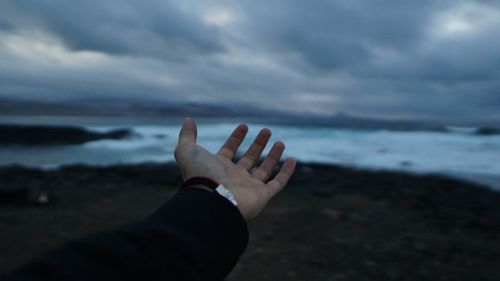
[0,97,497,131]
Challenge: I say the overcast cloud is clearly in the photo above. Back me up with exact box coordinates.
[0,0,499,120]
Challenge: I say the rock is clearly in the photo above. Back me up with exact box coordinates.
[322,208,342,219]
[0,187,50,206]
[377,148,389,154]
[363,259,378,267]
[400,161,413,167]
[301,165,315,174]
[329,273,348,281]
[263,232,275,241]
[35,192,50,205]
[475,127,500,136]
[0,124,132,145]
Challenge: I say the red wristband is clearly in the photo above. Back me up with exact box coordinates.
[181,176,238,206]
[181,176,219,190]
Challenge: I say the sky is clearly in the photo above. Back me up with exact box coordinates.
[0,0,499,120]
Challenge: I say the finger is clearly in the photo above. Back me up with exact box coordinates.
[237,128,271,170]
[252,141,285,181]
[217,124,249,160]
[178,117,197,144]
[267,158,297,196]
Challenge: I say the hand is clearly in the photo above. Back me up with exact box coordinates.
[174,117,296,220]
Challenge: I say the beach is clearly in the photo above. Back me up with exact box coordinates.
[2,0,500,278]
[1,162,499,280]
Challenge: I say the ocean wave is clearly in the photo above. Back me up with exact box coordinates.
[1,123,499,189]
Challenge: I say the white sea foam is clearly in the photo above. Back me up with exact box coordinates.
[1,122,499,190]
[445,126,479,135]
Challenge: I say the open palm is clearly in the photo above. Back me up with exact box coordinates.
[174,118,296,220]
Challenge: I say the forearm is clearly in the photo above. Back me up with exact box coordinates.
[4,188,249,281]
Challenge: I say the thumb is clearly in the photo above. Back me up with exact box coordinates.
[178,117,197,144]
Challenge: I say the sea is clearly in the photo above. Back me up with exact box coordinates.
[1,116,499,191]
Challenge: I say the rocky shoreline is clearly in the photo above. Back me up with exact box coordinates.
[1,162,499,280]
[0,124,132,145]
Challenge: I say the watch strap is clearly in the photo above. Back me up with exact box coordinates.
[181,176,238,206]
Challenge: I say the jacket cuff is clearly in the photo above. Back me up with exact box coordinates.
[148,187,249,278]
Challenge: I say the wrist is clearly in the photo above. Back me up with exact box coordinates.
[181,176,238,206]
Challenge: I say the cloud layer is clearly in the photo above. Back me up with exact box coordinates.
[0,0,499,121]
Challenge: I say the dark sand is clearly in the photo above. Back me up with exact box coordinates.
[1,163,499,281]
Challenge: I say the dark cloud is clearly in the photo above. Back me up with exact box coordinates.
[229,0,500,119]
[236,0,500,81]
[2,0,224,60]
[237,0,442,70]
[0,19,12,31]
[0,0,499,121]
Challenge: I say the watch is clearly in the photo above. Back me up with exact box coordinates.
[181,176,238,206]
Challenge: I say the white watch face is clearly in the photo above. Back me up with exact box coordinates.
[215,185,238,206]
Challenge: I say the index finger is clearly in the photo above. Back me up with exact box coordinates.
[217,124,248,160]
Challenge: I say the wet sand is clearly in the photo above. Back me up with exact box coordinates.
[1,163,499,280]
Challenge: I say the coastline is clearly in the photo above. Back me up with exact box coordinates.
[1,162,499,280]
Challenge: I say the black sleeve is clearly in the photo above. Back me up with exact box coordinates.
[3,188,249,281]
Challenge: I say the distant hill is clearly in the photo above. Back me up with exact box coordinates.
[310,112,444,131]
[1,97,496,132]
[0,98,288,119]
